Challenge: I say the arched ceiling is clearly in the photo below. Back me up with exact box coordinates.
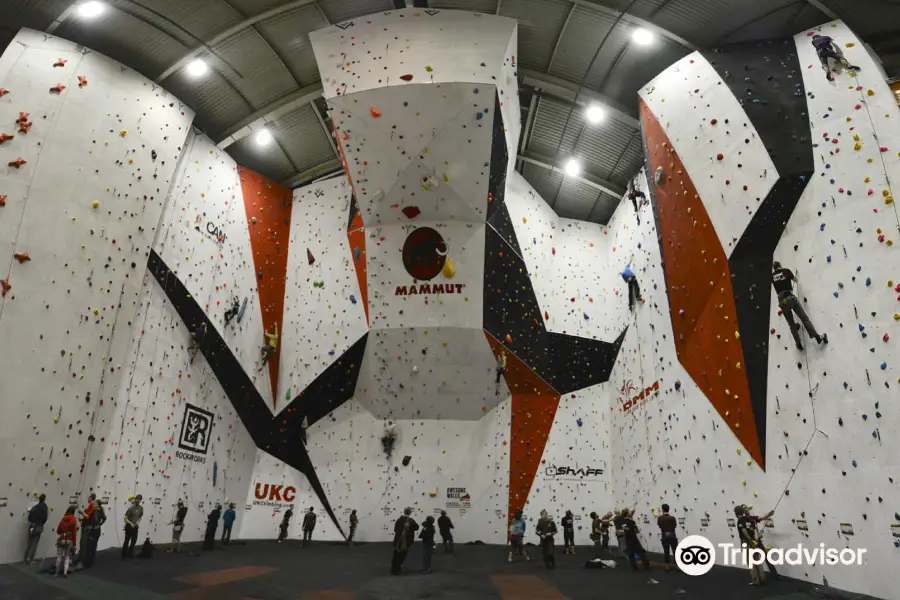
[1,0,897,224]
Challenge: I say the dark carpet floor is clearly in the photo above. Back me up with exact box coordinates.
[0,539,865,600]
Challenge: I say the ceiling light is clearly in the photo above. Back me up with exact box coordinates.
[255,128,273,147]
[186,58,209,78]
[632,28,654,46]
[564,158,581,177]
[586,104,605,124]
[77,1,105,18]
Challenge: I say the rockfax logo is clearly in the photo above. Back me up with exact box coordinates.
[675,535,867,576]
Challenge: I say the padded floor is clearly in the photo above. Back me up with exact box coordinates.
[0,540,855,600]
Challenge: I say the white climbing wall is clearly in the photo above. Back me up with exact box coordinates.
[277,176,367,401]
[0,29,194,564]
[153,133,275,411]
[92,274,257,552]
[609,21,900,599]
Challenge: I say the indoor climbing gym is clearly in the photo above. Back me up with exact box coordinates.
[0,1,898,599]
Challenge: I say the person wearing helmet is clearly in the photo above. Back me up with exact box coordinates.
[811,34,861,81]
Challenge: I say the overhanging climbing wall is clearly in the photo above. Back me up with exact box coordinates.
[613,21,900,598]
[0,29,194,563]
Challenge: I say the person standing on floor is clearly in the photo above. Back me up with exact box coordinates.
[612,509,627,557]
[348,510,359,545]
[391,507,419,575]
[589,511,609,558]
[168,500,188,553]
[302,507,317,547]
[437,510,454,553]
[736,504,777,585]
[82,499,106,569]
[55,506,78,578]
[508,509,532,562]
[222,503,236,545]
[74,493,97,567]
[24,493,49,565]
[561,510,576,555]
[535,510,558,570]
[203,503,221,551]
[420,516,436,573]
[278,505,293,543]
[122,495,143,559]
[771,261,828,351]
[621,509,650,571]
[657,504,678,570]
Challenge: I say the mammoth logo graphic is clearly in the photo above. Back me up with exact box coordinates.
[178,404,214,455]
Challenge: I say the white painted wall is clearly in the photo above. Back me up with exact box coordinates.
[0,29,194,564]
[612,22,900,598]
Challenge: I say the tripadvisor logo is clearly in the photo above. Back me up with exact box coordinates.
[675,535,867,576]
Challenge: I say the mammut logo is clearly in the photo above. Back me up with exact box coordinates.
[402,227,446,281]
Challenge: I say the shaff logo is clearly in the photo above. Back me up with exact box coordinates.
[178,404,213,456]
[544,465,604,478]
[676,535,716,576]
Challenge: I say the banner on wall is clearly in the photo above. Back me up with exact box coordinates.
[176,403,214,463]
[618,379,660,413]
[252,483,297,509]
[544,465,605,482]
[446,487,471,511]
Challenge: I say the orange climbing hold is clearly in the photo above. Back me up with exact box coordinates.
[370,107,381,118]
[16,112,28,124]
[77,76,88,88]
[53,58,67,67]
[49,83,65,94]
[14,252,30,263]
[0,194,6,206]
[0,133,13,144]
[0,278,9,296]
[0,88,9,97]
[8,157,26,169]
[18,121,31,134]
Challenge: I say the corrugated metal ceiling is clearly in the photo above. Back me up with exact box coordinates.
[3,0,891,225]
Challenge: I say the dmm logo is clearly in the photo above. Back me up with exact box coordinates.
[621,380,660,413]
[254,483,296,502]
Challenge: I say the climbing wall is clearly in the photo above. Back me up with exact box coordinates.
[153,133,275,412]
[92,273,257,552]
[0,29,194,563]
[611,22,900,598]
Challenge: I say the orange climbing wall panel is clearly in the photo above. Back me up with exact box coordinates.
[485,333,560,524]
[640,99,762,467]
[347,207,369,325]
[238,167,293,410]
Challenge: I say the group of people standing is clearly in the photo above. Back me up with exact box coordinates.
[390,508,456,575]
[277,505,318,545]
[24,493,107,577]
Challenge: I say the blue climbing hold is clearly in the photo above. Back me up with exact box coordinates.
[354,246,361,261]
[350,294,357,304]
[825,163,831,169]
[583,312,589,320]
[852,460,858,467]
[328,349,336,356]
[826,255,832,263]
[856,266,862,272]
[576,418,583,427]
[865,277,871,286]
[881,362,888,370]
[833,291,839,297]
[820,224,826,231]
[859,324,865,331]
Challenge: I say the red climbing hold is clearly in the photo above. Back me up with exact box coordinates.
[50,83,65,94]
[505,334,512,344]
[401,206,421,219]
[16,113,28,124]
[14,252,30,263]
[0,278,9,296]
[77,76,88,88]
[370,107,381,118]
[710,118,718,125]
[0,88,9,97]
[0,194,6,206]
[54,58,67,67]
[8,157,26,169]
[399,74,413,81]
[0,133,13,144]
[716,153,724,161]
[18,121,32,134]
[544,311,549,320]
[551,247,556,255]
[307,248,315,266]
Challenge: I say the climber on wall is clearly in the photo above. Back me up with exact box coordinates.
[495,351,507,385]
[622,266,643,311]
[771,261,828,351]
[301,507,317,547]
[223,295,241,328]
[811,34,861,81]
[188,321,207,364]
[626,178,645,222]
[258,323,278,371]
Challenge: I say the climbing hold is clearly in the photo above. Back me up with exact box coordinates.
[91,200,99,209]
[425,65,433,72]
[710,118,717,125]
[0,133,13,144]
[0,278,9,296]
[881,362,888,370]
[399,74,413,81]
[716,153,724,161]
[401,206,421,219]
[350,295,357,305]
[370,107,381,118]
[655,166,664,184]
[442,258,456,279]
[505,334,512,344]
[49,83,65,93]
[307,249,315,265]
[576,418,583,427]
[0,88,9,97]
[353,246,361,261]
[53,58,67,67]
[77,76,87,88]
[421,174,439,190]
[120,130,127,137]
[14,252,30,263]
[251,217,257,224]
[674,379,681,391]
[401,456,412,466]
[8,157,26,169]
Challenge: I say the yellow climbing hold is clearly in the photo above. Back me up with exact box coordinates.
[845,42,855,47]
[736,448,742,455]
[854,142,862,151]
[92,200,99,208]
[120,130,127,137]
[523,217,527,223]
[867,89,875,96]
[442,258,456,279]
[425,65,433,72]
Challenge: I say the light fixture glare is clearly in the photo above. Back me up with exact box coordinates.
[586,104,605,124]
[564,158,581,177]
[255,128,273,147]
[632,28,654,45]
[77,1,105,18]
[186,58,209,78]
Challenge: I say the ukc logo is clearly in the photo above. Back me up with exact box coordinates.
[178,403,214,455]
[676,535,715,576]
[402,227,446,281]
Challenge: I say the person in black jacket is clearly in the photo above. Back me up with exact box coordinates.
[437,510,454,553]
[561,510,575,555]
[24,494,49,564]
[278,505,293,542]
[419,516,436,573]
[772,261,827,351]
[82,499,107,568]
[203,504,221,551]
[302,507,317,547]
[390,507,419,575]
[621,509,650,571]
